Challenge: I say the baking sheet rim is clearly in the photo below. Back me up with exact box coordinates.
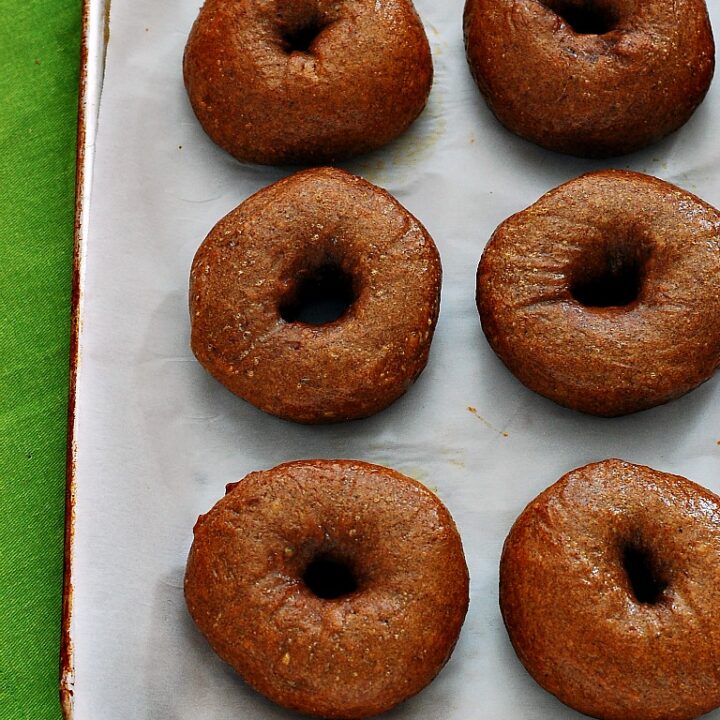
[60,0,109,716]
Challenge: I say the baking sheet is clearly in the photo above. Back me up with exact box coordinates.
[66,0,720,718]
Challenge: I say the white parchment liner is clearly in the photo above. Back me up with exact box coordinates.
[71,1,720,717]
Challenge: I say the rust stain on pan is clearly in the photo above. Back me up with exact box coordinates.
[60,0,109,716]
[59,2,87,713]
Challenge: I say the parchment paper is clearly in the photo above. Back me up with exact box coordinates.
[70,1,720,717]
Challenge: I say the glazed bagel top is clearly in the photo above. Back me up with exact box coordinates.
[184,0,433,165]
[477,170,720,416]
[463,0,715,157]
[500,459,720,720]
[190,167,441,423]
[185,460,470,719]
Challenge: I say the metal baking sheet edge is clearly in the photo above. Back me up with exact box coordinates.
[60,0,109,716]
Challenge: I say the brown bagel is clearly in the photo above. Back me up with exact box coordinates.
[184,459,470,719]
[463,0,715,157]
[184,0,433,165]
[500,459,720,720]
[190,167,442,423]
[476,170,720,416]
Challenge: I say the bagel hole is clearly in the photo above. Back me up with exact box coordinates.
[542,0,619,35]
[281,17,328,54]
[622,543,668,605]
[279,262,356,325]
[303,555,358,600]
[570,242,649,308]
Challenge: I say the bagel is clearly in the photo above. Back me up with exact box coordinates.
[184,0,434,165]
[190,167,442,423]
[185,459,470,719]
[463,0,715,157]
[476,170,720,416]
[500,459,720,720]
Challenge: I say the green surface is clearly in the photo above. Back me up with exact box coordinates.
[0,1,81,718]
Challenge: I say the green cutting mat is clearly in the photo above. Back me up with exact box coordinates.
[0,1,81,718]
